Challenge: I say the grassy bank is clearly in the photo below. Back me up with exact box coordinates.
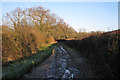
[63,30,119,78]
[2,43,57,79]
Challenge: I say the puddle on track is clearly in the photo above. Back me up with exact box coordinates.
[23,45,95,79]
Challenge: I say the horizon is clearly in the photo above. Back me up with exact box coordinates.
[1,2,118,32]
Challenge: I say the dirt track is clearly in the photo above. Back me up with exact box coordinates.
[23,44,95,79]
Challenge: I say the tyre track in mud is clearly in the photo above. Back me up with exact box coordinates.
[23,44,95,79]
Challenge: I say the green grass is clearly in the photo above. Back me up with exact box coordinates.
[2,43,57,79]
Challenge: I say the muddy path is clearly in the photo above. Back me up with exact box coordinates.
[22,43,96,79]
[62,44,96,78]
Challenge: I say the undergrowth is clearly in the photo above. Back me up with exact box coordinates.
[2,43,56,79]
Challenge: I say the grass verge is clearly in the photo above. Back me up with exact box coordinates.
[2,43,57,79]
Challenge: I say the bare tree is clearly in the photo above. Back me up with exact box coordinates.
[27,7,50,30]
[6,7,23,31]
[79,28,86,32]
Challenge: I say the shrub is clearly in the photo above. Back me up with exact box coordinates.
[2,44,56,78]
[2,26,55,65]
[64,30,119,78]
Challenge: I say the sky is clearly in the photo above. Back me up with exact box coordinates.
[1,2,118,32]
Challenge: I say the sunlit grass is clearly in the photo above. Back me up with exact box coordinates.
[2,43,57,79]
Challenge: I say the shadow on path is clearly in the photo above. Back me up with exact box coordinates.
[23,43,95,79]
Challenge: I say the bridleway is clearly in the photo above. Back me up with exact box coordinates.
[23,44,95,79]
